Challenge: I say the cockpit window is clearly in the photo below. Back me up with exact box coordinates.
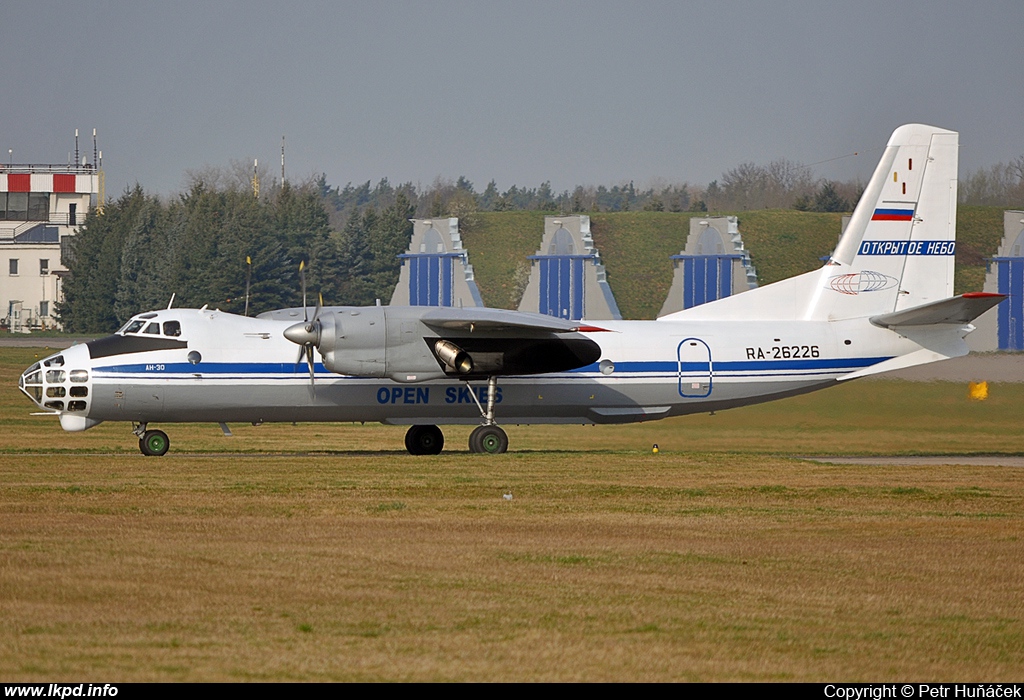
[121,320,145,334]
[143,322,160,335]
[163,321,181,337]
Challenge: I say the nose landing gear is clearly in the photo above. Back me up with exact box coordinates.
[133,423,170,456]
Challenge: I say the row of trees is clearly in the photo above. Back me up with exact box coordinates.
[59,181,413,333]
[959,156,1024,207]
[319,154,1024,226]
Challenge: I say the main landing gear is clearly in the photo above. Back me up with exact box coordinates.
[467,376,508,454]
[405,424,444,455]
[134,423,170,456]
[468,424,508,454]
[403,376,509,455]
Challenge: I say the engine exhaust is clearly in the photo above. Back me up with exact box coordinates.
[434,340,474,374]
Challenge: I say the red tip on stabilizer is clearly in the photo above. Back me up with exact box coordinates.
[962,292,1006,299]
[575,325,611,332]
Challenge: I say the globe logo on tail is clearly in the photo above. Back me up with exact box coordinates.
[828,270,898,295]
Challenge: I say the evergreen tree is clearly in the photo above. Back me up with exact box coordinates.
[811,181,850,212]
[60,186,149,332]
[114,193,173,322]
[479,180,500,210]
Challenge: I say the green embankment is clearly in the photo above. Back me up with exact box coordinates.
[458,212,548,311]
[955,205,1006,294]
[460,207,1007,319]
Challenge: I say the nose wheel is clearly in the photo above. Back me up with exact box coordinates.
[139,429,170,457]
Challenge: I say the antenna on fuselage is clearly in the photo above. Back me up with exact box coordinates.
[167,293,175,309]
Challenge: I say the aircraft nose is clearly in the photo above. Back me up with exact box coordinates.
[19,362,44,406]
[20,344,94,414]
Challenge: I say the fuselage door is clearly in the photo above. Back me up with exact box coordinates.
[677,337,712,398]
[126,386,164,417]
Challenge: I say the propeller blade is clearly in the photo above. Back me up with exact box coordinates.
[286,264,321,397]
[299,260,307,322]
[305,344,316,396]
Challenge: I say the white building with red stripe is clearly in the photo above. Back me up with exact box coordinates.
[1,165,97,330]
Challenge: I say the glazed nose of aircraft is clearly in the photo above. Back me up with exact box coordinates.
[19,362,44,406]
[18,344,93,413]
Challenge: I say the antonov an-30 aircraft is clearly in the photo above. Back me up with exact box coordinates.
[20,124,1005,456]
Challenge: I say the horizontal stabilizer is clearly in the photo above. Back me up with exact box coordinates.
[421,307,582,333]
[869,292,1006,329]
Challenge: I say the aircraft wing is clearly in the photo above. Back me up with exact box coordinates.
[869,292,1006,329]
[420,307,584,333]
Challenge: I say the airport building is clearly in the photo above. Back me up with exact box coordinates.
[518,215,621,321]
[1,161,98,331]
[659,216,758,316]
[968,210,1024,352]
[390,217,484,308]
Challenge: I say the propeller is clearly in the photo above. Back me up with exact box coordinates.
[285,262,322,395]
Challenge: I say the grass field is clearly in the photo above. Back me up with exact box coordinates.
[1,347,1022,681]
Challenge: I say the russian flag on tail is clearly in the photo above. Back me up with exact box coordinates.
[872,208,914,221]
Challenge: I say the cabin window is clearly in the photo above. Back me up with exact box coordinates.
[67,401,87,412]
[142,322,160,334]
[69,370,88,383]
[45,370,65,383]
[163,321,181,336]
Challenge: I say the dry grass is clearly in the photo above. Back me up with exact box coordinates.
[1,348,1023,681]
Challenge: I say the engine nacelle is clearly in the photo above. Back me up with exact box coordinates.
[289,306,602,383]
[317,307,448,382]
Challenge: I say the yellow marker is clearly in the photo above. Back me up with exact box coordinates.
[652,444,659,454]
[968,381,988,401]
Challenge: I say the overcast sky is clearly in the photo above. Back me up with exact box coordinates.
[2,1,1021,197]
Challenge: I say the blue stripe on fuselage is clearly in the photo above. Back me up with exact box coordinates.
[572,357,889,373]
[92,356,892,378]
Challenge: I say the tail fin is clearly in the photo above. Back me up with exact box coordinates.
[819,123,958,319]
[660,124,959,323]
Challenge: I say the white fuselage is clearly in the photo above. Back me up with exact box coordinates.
[21,306,920,432]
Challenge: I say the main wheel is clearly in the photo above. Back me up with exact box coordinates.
[468,425,508,454]
[405,425,444,455]
[139,429,170,457]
